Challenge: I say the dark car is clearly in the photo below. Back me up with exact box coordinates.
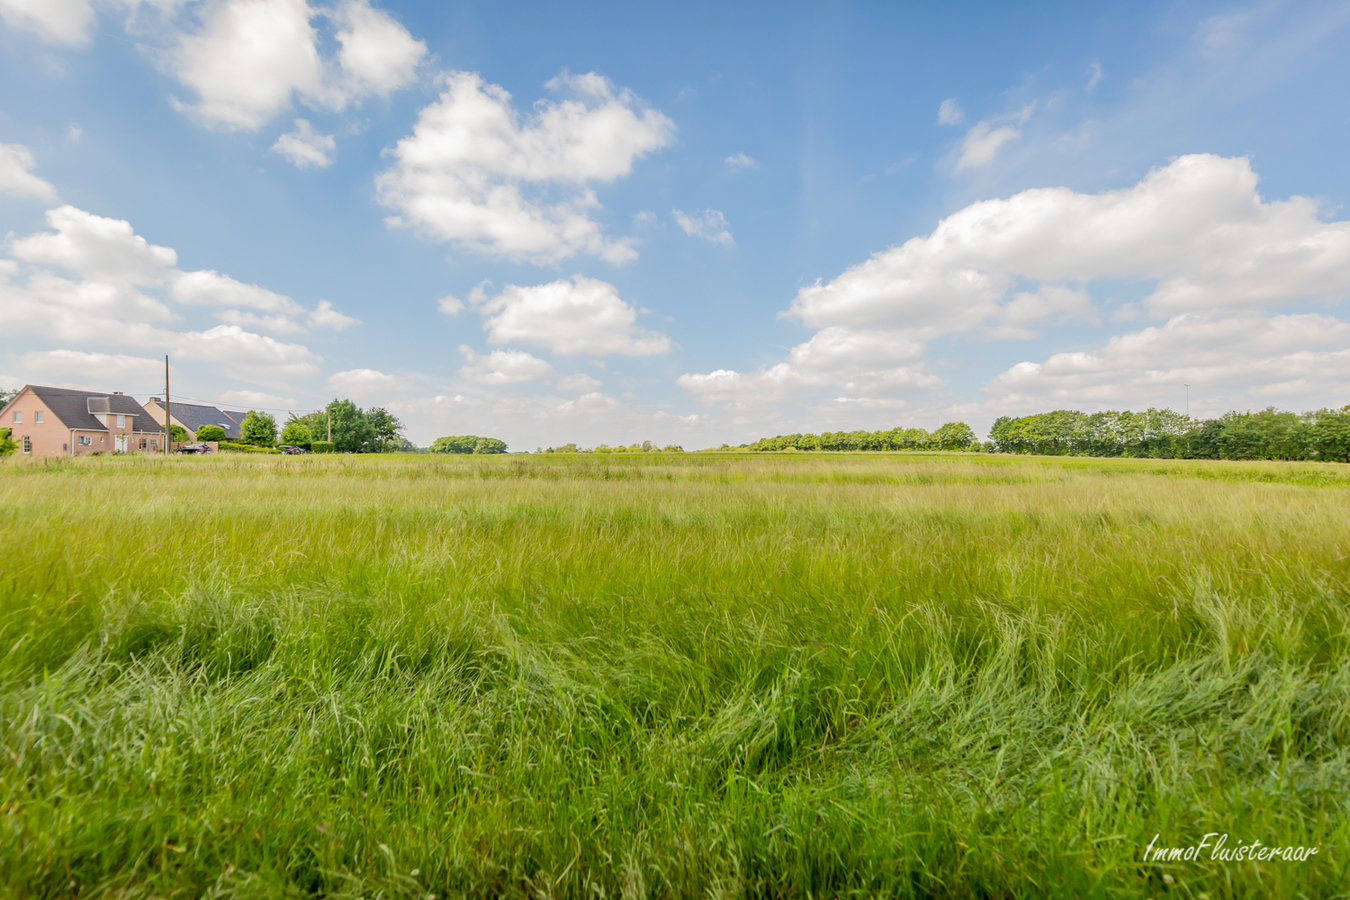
[173,443,213,454]
[276,445,309,455]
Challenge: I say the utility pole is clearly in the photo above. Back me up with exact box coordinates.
[165,355,171,455]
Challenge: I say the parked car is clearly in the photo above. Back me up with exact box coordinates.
[276,445,309,455]
[173,443,213,454]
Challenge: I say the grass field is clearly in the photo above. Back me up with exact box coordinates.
[1,452,1347,899]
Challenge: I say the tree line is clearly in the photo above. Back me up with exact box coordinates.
[989,406,1350,461]
[735,404,1350,461]
[740,422,978,452]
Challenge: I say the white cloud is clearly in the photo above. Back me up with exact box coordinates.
[17,349,165,384]
[985,311,1350,413]
[271,118,336,168]
[788,155,1350,332]
[673,209,735,246]
[0,0,93,45]
[66,124,82,142]
[376,70,674,264]
[1086,61,1103,91]
[436,294,463,315]
[556,372,602,392]
[176,325,320,377]
[171,268,303,314]
[982,285,1097,340]
[326,367,413,398]
[956,121,1020,171]
[11,205,177,284]
[0,144,59,202]
[724,152,759,170]
[330,0,427,98]
[2,204,326,382]
[308,299,359,329]
[213,308,307,335]
[166,0,425,131]
[937,98,964,125]
[458,345,553,385]
[473,276,671,356]
[679,327,941,418]
[219,388,297,407]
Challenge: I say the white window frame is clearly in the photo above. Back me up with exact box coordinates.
[79,435,92,446]
[22,436,31,453]
[34,411,43,424]
[116,415,125,428]
[12,411,20,424]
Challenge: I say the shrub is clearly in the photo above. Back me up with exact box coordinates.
[311,441,336,454]
[0,428,13,457]
[279,420,311,446]
[240,411,277,446]
[196,425,227,443]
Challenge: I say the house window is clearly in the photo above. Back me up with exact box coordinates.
[34,411,43,424]
[22,436,31,453]
[139,438,147,450]
[100,436,105,443]
[79,435,91,446]
[116,415,125,428]
[11,411,19,423]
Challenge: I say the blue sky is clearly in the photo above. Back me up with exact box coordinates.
[2,0,1349,449]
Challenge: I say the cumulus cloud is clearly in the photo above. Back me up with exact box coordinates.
[166,0,425,131]
[326,367,414,399]
[789,155,1350,332]
[0,0,93,45]
[0,144,59,202]
[219,388,297,407]
[271,118,336,168]
[686,154,1350,423]
[986,311,1350,412]
[724,152,759,170]
[556,372,602,392]
[2,204,337,381]
[473,276,671,356]
[673,209,734,246]
[308,299,359,329]
[458,345,553,385]
[436,294,463,315]
[18,349,165,385]
[679,327,940,418]
[376,71,674,264]
[956,121,1020,171]
[937,98,964,125]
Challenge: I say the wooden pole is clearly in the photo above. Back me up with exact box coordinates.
[165,355,171,455]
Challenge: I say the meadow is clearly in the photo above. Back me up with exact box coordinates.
[0,452,1347,899]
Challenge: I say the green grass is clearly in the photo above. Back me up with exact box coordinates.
[1,452,1347,899]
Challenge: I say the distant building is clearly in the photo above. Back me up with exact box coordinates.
[1,385,165,457]
[142,398,246,441]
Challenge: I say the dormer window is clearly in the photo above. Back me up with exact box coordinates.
[116,415,125,428]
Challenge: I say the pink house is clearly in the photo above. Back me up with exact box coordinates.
[0,385,165,457]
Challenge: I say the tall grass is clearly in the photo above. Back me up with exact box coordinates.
[1,453,1347,898]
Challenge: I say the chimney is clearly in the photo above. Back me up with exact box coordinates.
[114,391,124,395]
[149,397,161,403]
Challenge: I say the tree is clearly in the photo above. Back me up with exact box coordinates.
[0,388,18,409]
[327,399,376,453]
[279,419,311,446]
[240,410,277,446]
[365,407,405,451]
[431,435,507,454]
[196,424,227,443]
[930,421,977,451]
[0,427,14,457]
[170,424,190,443]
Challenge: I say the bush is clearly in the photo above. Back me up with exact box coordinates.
[0,428,13,457]
[431,435,508,454]
[196,425,227,443]
[311,441,335,454]
[279,420,311,446]
[240,410,277,446]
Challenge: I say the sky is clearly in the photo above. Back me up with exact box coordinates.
[2,0,1349,450]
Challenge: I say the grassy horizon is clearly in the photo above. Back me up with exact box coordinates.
[2,452,1347,898]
